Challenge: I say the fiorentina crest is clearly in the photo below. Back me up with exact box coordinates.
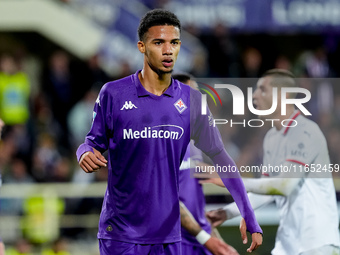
[174,98,187,113]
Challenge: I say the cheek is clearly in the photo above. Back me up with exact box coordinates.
[265,95,274,106]
[174,47,181,57]
[145,48,157,61]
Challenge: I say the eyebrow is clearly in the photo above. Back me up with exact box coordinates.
[258,84,266,90]
[151,38,180,42]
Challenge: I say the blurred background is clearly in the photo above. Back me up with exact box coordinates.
[0,0,340,254]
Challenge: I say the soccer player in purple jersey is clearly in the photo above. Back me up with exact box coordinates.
[77,9,262,255]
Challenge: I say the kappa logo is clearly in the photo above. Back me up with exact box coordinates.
[121,101,137,110]
[208,112,214,126]
[96,95,101,107]
[174,98,187,113]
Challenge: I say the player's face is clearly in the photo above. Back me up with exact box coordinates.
[138,25,181,74]
[253,76,280,117]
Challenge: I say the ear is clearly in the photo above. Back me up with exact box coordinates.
[137,41,145,54]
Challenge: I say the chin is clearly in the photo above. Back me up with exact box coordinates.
[158,68,173,75]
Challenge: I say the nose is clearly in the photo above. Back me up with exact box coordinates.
[163,43,172,55]
[253,87,259,100]
[253,87,260,105]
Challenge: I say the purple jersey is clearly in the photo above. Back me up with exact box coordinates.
[77,70,262,244]
[179,141,211,246]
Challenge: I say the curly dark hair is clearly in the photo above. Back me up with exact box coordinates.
[138,9,181,41]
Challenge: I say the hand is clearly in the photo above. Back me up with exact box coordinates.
[204,236,240,255]
[239,218,263,253]
[79,147,107,173]
[198,178,225,187]
[206,209,227,228]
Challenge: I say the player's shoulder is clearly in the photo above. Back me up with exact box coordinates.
[100,74,135,96]
[172,79,201,101]
[288,114,325,144]
[172,79,192,93]
[292,114,322,136]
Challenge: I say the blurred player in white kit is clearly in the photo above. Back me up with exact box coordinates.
[204,69,340,255]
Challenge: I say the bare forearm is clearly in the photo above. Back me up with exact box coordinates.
[243,177,301,196]
[211,227,222,240]
[180,201,202,236]
[224,193,275,220]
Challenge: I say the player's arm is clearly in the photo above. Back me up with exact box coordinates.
[242,162,305,197]
[198,177,225,187]
[210,227,240,254]
[179,201,201,236]
[180,201,239,255]
[191,90,262,252]
[211,150,263,252]
[207,193,272,253]
[78,147,107,173]
[207,193,275,228]
[76,86,110,173]
[198,161,306,196]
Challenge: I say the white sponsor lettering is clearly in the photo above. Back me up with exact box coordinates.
[123,125,184,140]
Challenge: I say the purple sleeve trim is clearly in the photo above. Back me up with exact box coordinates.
[211,150,263,234]
[76,143,94,162]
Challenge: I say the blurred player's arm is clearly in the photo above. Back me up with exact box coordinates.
[206,193,271,252]
[180,201,239,255]
[199,177,224,187]
[179,201,201,235]
[210,227,222,239]
[207,193,275,228]
[242,162,305,196]
[200,162,304,197]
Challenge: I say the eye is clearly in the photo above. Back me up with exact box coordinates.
[172,41,179,45]
[155,41,161,45]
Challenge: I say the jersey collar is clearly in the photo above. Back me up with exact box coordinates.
[134,70,175,98]
[283,110,301,135]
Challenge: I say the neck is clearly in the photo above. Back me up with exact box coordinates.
[139,66,172,96]
[273,106,295,130]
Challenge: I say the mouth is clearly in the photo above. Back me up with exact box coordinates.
[162,59,173,67]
